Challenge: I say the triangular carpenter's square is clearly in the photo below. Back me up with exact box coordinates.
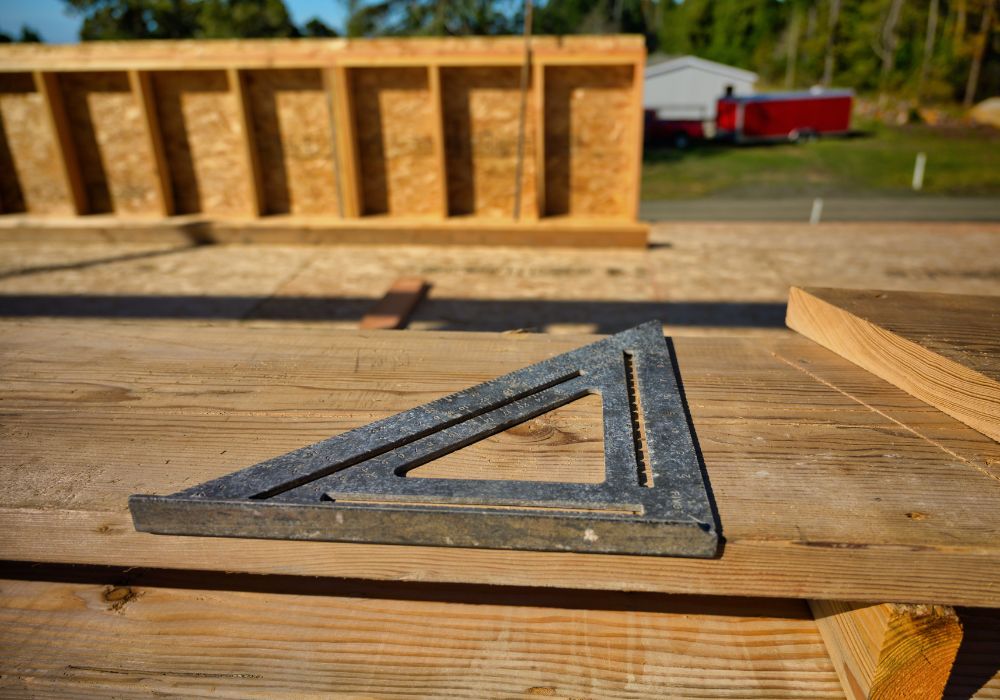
[130,321,719,557]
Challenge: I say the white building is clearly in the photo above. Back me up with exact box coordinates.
[644,55,758,122]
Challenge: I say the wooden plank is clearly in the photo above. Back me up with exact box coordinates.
[787,287,1000,443]
[0,215,650,247]
[0,37,646,72]
[325,66,361,218]
[360,276,430,330]
[128,70,174,217]
[2,322,1000,605]
[228,68,264,217]
[0,577,842,698]
[810,601,963,700]
[33,72,87,215]
[628,60,645,221]
[427,65,449,218]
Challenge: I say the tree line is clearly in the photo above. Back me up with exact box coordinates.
[3,0,995,105]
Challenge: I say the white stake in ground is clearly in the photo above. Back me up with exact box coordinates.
[810,197,824,225]
[913,152,927,191]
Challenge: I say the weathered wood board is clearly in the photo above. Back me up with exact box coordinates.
[0,577,842,698]
[787,287,1000,443]
[0,38,647,245]
[2,321,1000,606]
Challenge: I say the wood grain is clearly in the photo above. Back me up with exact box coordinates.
[787,287,1000,442]
[810,601,963,699]
[0,577,843,698]
[1,322,1000,605]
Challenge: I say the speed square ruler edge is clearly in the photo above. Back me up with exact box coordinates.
[129,321,719,558]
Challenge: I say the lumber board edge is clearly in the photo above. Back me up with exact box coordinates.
[0,215,650,247]
[810,600,963,700]
[3,507,1000,607]
[786,286,1000,443]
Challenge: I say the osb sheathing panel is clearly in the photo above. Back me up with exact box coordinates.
[244,69,338,216]
[0,74,72,215]
[153,71,250,216]
[351,67,441,217]
[441,67,537,219]
[59,72,160,215]
[545,65,633,218]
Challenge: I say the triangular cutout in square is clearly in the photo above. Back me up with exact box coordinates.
[407,393,605,483]
[130,321,719,558]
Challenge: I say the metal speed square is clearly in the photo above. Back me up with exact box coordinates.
[129,321,719,557]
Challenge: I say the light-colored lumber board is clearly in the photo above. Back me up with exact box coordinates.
[128,70,174,216]
[427,65,449,218]
[809,600,963,699]
[32,71,87,215]
[0,37,646,72]
[325,66,361,218]
[787,287,1000,443]
[227,68,265,217]
[0,214,649,247]
[0,577,842,698]
[628,61,644,221]
[360,275,430,330]
[2,322,1000,605]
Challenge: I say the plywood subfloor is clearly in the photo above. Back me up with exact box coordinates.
[1,221,996,335]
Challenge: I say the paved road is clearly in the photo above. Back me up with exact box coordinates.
[641,197,1000,222]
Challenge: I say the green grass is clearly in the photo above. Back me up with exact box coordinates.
[641,120,1000,200]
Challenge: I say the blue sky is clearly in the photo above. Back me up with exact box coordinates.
[0,0,348,44]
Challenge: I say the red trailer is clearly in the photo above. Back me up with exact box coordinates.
[716,89,853,143]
